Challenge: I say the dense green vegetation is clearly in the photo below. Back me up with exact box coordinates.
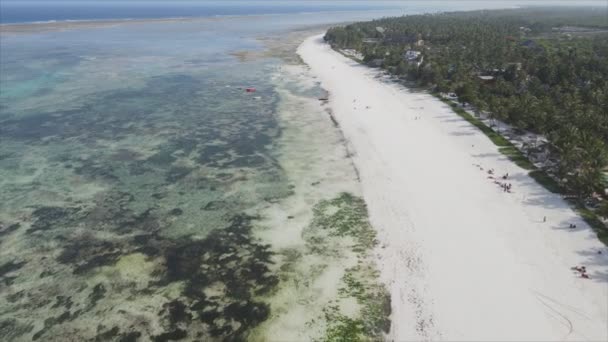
[325,7,608,213]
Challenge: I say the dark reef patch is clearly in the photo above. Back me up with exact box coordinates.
[0,260,26,278]
[0,109,82,141]
[1,62,287,341]
[151,193,166,200]
[144,214,278,339]
[84,191,159,235]
[0,318,34,341]
[165,166,192,183]
[6,290,26,303]
[110,149,143,162]
[128,161,153,176]
[51,296,73,310]
[222,155,267,168]
[0,222,21,237]
[26,213,281,340]
[93,325,142,342]
[152,329,187,342]
[119,331,142,342]
[94,326,120,341]
[57,239,122,274]
[162,300,192,325]
[168,208,183,216]
[146,147,177,166]
[28,206,82,233]
[0,261,26,286]
[89,283,107,308]
[32,310,78,341]
[197,145,230,165]
[202,200,228,211]
[73,159,120,182]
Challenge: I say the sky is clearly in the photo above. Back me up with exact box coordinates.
[2,1,606,10]
[2,0,607,3]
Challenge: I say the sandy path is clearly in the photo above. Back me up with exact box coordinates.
[298,35,608,341]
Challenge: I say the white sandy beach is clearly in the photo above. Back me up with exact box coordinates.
[298,34,608,341]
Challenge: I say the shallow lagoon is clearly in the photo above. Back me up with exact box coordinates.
[0,2,546,339]
[0,12,399,341]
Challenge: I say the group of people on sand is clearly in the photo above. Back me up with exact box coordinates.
[352,99,372,110]
[474,164,597,280]
[572,266,591,279]
[500,182,512,192]
[500,172,512,191]
[484,168,514,193]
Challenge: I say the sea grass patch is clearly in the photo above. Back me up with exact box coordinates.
[297,193,391,342]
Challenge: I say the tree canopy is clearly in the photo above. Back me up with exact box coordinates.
[325,7,608,199]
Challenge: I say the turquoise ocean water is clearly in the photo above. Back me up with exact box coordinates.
[0,8,405,341]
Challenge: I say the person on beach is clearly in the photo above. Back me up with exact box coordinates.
[572,266,590,278]
[543,216,547,222]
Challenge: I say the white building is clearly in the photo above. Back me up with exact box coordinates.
[403,50,421,61]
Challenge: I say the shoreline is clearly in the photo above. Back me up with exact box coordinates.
[250,62,385,340]
[298,34,608,340]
